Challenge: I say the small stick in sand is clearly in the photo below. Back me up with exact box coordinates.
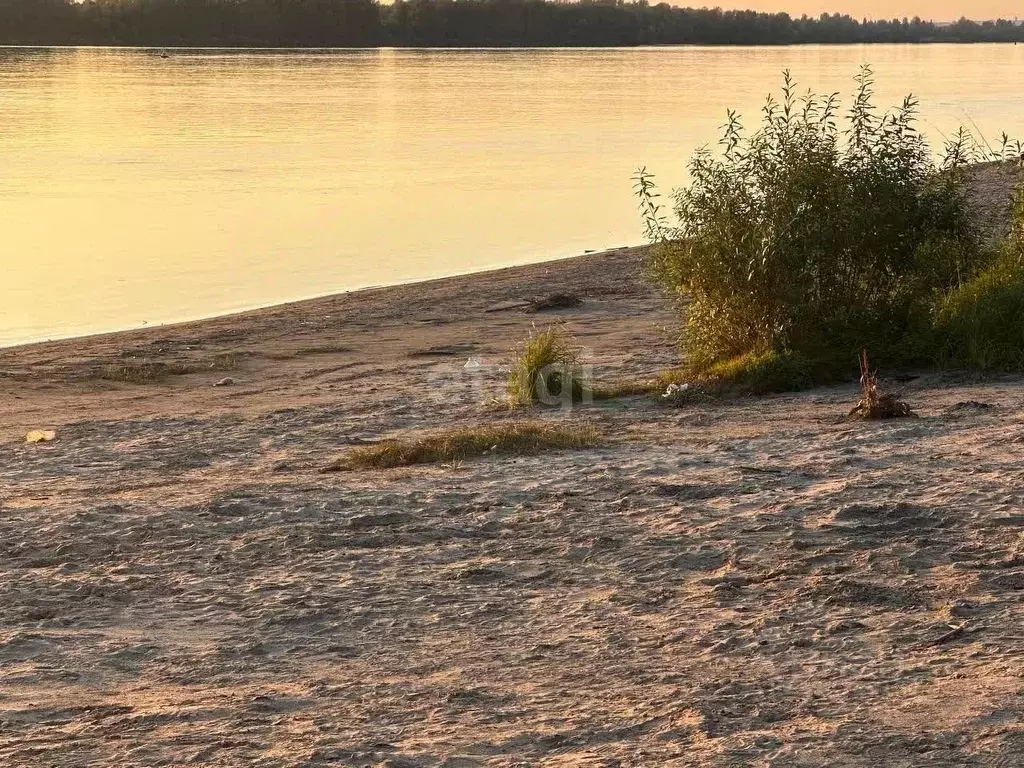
[848,350,915,420]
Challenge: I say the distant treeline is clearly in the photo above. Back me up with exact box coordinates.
[2,0,1024,47]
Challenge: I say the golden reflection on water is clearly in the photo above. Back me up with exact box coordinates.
[1,44,1022,346]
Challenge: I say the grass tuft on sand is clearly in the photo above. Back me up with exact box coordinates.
[592,380,664,400]
[508,325,590,406]
[100,360,195,384]
[99,353,240,384]
[345,421,602,469]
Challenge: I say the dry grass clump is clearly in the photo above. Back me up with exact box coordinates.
[595,355,815,404]
[592,368,703,401]
[592,379,664,400]
[344,421,602,469]
[99,352,239,384]
[848,351,915,420]
[100,360,195,384]
[508,325,590,406]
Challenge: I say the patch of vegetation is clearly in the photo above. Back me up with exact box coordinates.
[508,325,591,406]
[204,352,242,371]
[344,421,602,469]
[98,352,239,384]
[10,1,1024,49]
[592,379,662,400]
[700,349,817,395]
[100,360,195,384]
[931,192,1024,371]
[637,67,1023,390]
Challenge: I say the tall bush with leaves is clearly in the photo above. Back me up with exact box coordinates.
[931,170,1024,371]
[637,67,985,375]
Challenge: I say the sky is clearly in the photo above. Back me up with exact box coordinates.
[713,1,1022,21]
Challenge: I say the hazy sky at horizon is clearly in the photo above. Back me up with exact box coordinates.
[712,1,1021,22]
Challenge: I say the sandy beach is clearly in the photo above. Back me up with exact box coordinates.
[3,222,1024,766]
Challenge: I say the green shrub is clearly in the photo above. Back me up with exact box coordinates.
[931,183,1024,371]
[637,67,985,382]
[1013,176,1024,249]
[931,259,1024,370]
[702,349,817,394]
[508,325,590,405]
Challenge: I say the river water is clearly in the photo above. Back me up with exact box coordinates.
[2,44,1022,346]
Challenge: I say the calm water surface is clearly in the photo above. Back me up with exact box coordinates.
[2,44,1023,347]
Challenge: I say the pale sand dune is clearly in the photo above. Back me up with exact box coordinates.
[2,168,1024,765]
